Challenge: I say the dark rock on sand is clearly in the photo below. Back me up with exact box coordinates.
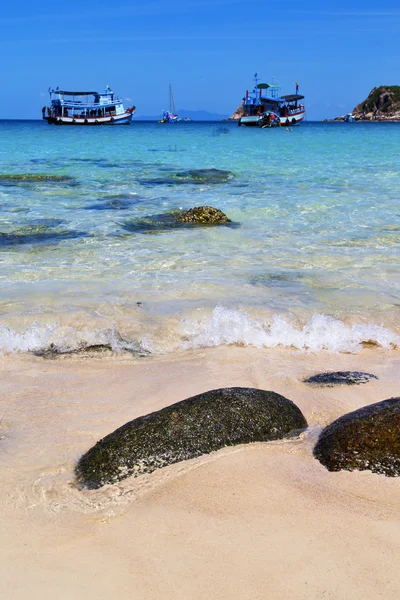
[178,206,231,224]
[76,387,308,489]
[303,371,378,387]
[314,397,400,476]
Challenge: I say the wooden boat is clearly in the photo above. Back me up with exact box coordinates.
[238,74,306,127]
[42,86,135,125]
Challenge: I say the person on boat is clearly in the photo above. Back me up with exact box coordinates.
[42,106,46,117]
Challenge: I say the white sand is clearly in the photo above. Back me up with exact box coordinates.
[0,346,399,599]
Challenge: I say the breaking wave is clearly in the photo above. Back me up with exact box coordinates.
[0,323,151,357]
[0,307,398,356]
[180,306,399,354]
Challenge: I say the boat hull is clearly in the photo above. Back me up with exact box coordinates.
[238,110,305,127]
[44,112,134,125]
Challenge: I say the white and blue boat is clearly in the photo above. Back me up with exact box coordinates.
[238,74,306,127]
[344,113,356,122]
[42,86,135,125]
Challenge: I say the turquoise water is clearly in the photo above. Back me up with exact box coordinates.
[0,119,399,354]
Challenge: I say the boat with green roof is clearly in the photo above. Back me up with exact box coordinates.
[238,74,306,127]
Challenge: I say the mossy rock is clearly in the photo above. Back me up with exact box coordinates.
[141,168,234,186]
[122,207,234,234]
[303,371,378,387]
[173,169,233,184]
[0,173,74,183]
[178,206,231,225]
[314,397,400,476]
[0,225,86,247]
[76,387,308,489]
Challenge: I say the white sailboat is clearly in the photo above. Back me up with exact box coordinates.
[159,84,181,123]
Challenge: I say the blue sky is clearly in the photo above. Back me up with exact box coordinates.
[1,1,399,120]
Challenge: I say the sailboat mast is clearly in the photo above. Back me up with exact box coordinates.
[169,83,176,114]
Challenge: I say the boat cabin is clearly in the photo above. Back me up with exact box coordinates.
[242,76,304,120]
[43,85,135,125]
[47,87,125,119]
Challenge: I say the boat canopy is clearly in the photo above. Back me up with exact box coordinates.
[281,94,305,101]
[53,91,98,96]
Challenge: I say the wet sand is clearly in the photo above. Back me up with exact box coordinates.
[1,346,399,599]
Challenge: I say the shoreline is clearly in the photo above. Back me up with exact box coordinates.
[1,346,399,599]
[321,118,400,123]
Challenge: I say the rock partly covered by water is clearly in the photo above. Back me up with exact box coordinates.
[314,397,400,476]
[0,224,86,247]
[178,206,231,225]
[76,387,308,489]
[174,169,233,184]
[122,206,234,233]
[0,173,74,183]
[33,331,150,358]
[141,168,234,186]
[303,371,378,387]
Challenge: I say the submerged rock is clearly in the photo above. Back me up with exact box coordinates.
[122,207,235,233]
[303,371,378,387]
[0,225,86,247]
[76,387,308,489]
[178,206,231,225]
[86,199,138,211]
[314,397,400,476]
[0,173,74,184]
[141,168,234,186]
[121,212,185,233]
[174,169,233,184]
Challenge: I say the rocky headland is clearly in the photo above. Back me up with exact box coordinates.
[330,85,400,122]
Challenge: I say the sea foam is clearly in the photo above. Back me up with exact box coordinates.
[0,307,398,356]
[0,322,151,356]
[180,306,399,354]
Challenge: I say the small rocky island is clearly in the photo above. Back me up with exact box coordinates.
[332,86,400,122]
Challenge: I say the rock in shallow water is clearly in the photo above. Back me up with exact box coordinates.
[303,371,378,387]
[314,397,400,476]
[140,168,234,186]
[178,206,231,225]
[121,206,235,233]
[76,387,308,489]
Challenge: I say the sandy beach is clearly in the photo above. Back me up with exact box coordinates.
[1,346,399,599]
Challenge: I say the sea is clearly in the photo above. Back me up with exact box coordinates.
[1,119,400,599]
[1,119,399,357]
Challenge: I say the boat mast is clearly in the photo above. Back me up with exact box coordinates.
[169,84,176,115]
[254,73,259,100]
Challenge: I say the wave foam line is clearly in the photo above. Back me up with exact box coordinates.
[181,307,399,354]
[0,323,150,356]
